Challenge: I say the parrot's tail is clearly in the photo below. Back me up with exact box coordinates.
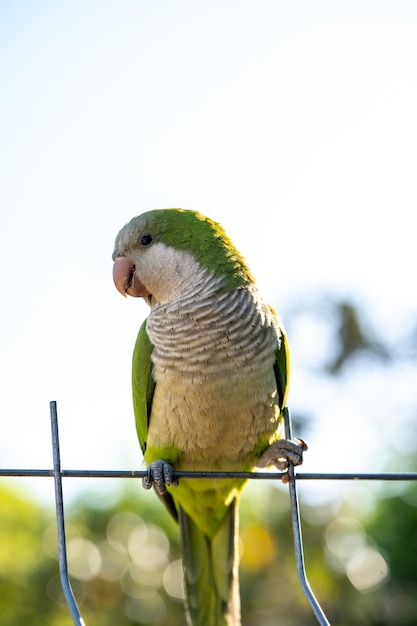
[179,499,241,626]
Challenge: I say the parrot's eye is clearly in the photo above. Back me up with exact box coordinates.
[140,234,154,247]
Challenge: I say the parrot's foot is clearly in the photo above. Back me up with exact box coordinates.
[257,438,308,476]
[142,460,179,495]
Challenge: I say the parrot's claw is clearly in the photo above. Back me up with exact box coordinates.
[142,460,178,495]
[257,438,308,477]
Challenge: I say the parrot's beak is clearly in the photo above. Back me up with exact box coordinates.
[113,257,151,298]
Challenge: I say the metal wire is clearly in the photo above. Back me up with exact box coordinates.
[3,468,417,480]
[1,402,417,625]
[50,401,86,626]
[284,407,330,625]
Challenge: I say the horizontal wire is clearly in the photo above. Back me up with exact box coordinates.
[1,468,417,480]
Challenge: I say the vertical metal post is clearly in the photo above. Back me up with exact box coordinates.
[50,401,86,626]
[284,407,331,626]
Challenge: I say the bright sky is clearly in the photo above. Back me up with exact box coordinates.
[1,1,416,504]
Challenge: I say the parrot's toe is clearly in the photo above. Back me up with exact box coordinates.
[257,438,308,474]
[142,460,178,495]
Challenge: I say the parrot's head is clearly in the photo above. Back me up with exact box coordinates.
[112,208,254,305]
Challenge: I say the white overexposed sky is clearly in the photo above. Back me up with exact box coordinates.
[1,1,416,504]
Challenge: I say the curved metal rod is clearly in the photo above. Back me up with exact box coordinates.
[50,401,86,626]
[284,407,331,626]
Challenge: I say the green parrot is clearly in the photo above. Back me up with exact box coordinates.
[112,208,306,626]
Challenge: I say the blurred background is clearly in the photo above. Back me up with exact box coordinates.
[1,1,417,624]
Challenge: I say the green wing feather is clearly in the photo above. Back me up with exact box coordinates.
[132,319,155,455]
[274,316,290,412]
[132,320,179,520]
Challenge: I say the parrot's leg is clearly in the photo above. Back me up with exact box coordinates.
[142,460,179,495]
[257,438,308,471]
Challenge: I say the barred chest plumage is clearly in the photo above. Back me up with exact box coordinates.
[146,274,280,385]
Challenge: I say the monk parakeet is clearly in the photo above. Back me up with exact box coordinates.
[112,208,306,626]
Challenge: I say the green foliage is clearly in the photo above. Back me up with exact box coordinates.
[325,302,390,374]
[363,474,417,626]
[0,483,73,626]
[1,473,417,625]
